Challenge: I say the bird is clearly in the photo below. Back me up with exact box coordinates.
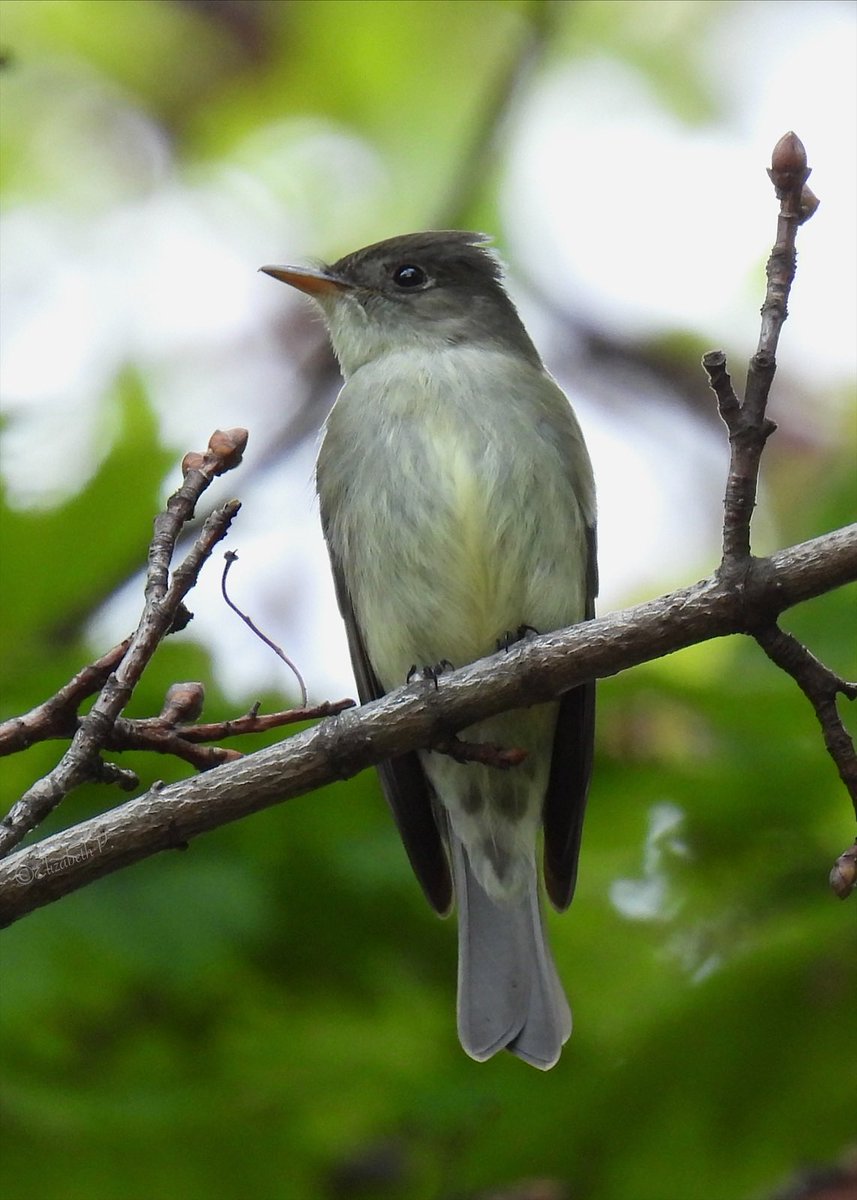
[261,231,596,1069]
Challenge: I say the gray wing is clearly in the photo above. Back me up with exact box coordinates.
[542,523,598,911]
[327,549,453,915]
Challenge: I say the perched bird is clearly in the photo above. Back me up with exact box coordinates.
[262,232,596,1069]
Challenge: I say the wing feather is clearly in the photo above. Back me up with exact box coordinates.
[327,546,453,915]
[542,524,598,911]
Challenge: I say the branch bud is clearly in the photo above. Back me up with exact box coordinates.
[181,451,205,475]
[160,682,206,724]
[798,184,820,225]
[829,843,857,900]
[771,131,807,175]
[207,428,249,474]
[218,748,243,763]
[767,131,811,199]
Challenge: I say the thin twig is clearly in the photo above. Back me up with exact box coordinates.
[0,430,248,857]
[100,698,356,770]
[161,698,355,741]
[0,637,132,755]
[709,132,815,568]
[753,625,857,818]
[220,551,308,706]
[433,737,528,769]
[702,134,854,897]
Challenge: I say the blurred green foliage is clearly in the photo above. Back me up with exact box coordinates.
[1,3,855,1200]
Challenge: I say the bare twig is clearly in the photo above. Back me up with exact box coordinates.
[700,134,854,896]
[0,429,248,857]
[157,698,355,742]
[433,737,529,769]
[91,759,139,791]
[0,524,854,926]
[753,626,857,818]
[747,138,856,892]
[221,551,308,706]
[101,697,356,770]
[0,637,132,755]
[2,649,354,774]
[708,132,815,569]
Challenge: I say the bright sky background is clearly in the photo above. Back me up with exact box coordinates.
[1,0,854,702]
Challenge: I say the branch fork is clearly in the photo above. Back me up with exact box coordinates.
[702,133,856,884]
[0,429,250,854]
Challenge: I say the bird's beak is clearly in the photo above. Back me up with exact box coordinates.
[259,264,350,297]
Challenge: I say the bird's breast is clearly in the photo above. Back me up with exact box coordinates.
[318,348,589,689]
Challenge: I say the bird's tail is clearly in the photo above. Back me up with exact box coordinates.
[450,832,571,1070]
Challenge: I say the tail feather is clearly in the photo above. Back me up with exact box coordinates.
[451,833,571,1070]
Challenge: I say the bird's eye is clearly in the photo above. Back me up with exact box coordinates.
[392,264,427,289]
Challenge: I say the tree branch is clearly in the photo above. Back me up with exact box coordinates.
[709,132,814,568]
[753,626,857,815]
[1,524,854,926]
[0,430,248,856]
[701,133,856,891]
[100,697,356,770]
[2,136,854,925]
[0,638,133,754]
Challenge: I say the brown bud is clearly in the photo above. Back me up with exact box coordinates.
[181,451,205,475]
[160,681,205,724]
[829,844,857,899]
[217,748,243,763]
[767,131,812,203]
[207,427,249,473]
[771,130,807,176]
[798,183,820,225]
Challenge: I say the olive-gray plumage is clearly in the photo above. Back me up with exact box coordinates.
[262,232,597,1069]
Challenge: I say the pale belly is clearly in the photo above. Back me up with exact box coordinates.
[346,419,587,691]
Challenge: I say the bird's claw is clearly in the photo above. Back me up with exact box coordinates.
[407,660,454,689]
[496,624,539,652]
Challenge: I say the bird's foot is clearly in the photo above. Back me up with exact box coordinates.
[406,659,454,690]
[496,624,539,652]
